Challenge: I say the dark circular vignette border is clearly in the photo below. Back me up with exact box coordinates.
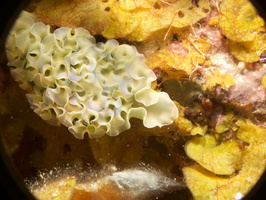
[0,0,266,200]
[241,2,266,199]
[0,1,36,199]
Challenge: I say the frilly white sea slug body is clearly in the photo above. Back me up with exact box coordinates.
[5,11,178,139]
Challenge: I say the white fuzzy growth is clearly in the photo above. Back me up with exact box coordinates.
[104,169,179,194]
[5,11,178,138]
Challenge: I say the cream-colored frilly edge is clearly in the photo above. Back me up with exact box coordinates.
[5,11,178,139]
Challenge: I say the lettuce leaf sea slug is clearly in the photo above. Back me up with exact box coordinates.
[5,11,178,139]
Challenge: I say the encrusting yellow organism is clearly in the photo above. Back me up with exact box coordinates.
[5,11,178,139]
[185,134,242,175]
[35,0,211,41]
[219,0,266,62]
[218,0,264,42]
[183,119,266,200]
